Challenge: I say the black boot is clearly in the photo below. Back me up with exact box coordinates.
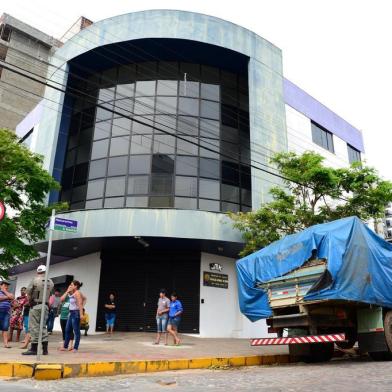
[42,341,49,355]
[22,343,38,355]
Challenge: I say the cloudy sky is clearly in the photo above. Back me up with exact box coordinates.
[2,0,391,180]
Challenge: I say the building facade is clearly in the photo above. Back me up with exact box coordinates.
[0,13,61,130]
[11,10,365,337]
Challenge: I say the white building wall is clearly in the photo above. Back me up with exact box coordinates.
[285,104,351,169]
[199,252,268,338]
[11,253,102,334]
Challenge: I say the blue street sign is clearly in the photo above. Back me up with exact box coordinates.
[53,217,78,233]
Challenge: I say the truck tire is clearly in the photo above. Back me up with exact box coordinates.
[368,310,392,361]
[335,329,357,350]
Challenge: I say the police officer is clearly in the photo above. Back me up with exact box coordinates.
[23,265,54,355]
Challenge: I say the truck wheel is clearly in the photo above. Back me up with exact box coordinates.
[384,310,392,352]
[335,330,357,350]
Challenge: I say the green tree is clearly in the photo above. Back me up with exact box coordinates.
[0,129,66,276]
[230,151,392,257]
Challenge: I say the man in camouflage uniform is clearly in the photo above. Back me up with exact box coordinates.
[23,265,54,355]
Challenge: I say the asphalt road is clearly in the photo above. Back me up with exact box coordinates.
[1,357,392,392]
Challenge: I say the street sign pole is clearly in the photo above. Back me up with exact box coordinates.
[37,208,55,361]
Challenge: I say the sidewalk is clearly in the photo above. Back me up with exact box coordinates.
[0,332,292,380]
[2,332,288,363]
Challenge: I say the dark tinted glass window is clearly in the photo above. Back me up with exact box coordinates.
[152,154,174,173]
[347,144,361,163]
[200,158,220,179]
[128,176,149,194]
[151,174,173,195]
[311,121,334,153]
[149,196,174,207]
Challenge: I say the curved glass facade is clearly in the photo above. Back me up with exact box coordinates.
[61,60,251,213]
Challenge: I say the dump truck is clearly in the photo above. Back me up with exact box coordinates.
[236,216,392,362]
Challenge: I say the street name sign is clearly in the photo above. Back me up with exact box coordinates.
[53,217,78,233]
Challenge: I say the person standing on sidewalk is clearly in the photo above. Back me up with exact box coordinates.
[0,279,14,348]
[59,294,74,349]
[22,265,54,355]
[9,286,28,342]
[104,293,116,335]
[167,292,183,346]
[47,289,61,334]
[60,280,84,353]
[80,308,89,336]
[154,289,170,345]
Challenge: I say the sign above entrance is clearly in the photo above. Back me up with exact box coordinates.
[209,263,223,272]
[53,217,78,233]
[203,271,228,289]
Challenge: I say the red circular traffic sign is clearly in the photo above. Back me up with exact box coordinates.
[0,201,5,221]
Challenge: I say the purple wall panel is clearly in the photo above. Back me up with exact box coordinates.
[283,79,364,152]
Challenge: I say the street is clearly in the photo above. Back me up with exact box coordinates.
[1,358,392,392]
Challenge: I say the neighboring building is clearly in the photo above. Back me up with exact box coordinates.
[11,10,365,337]
[384,203,392,243]
[0,13,61,130]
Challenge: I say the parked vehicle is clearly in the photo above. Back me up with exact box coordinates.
[237,216,392,362]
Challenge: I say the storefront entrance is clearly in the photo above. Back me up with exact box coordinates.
[97,249,200,333]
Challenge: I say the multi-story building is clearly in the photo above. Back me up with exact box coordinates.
[0,13,61,130]
[10,10,365,338]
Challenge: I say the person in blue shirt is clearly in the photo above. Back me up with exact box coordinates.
[167,292,183,346]
[0,279,14,348]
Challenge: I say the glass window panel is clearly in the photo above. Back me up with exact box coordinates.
[178,98,199,116]
[241,189,252,206]
[200,158,220,179]
[132,116,153,134]
[135,80,156,96]
[239,92,249,111]
[152,154,174,173]
[61,189,71,202]
[109,136,130,156]
[221,104,238,127]
[134,96,155,115]
[93,120,111,140]
[221,184,240,203]
[118,65,136,84]
[221,141,239,162]
[81,108,95,130]
[112,117,132,137]
[176,136,198,155]
[95,104,112,122]
[154,115,176,134]
[126,196,148,207]
[105,176,126,197]
[201,65,219,83]
[129,155,151,174]
[114,98,133,117]
[200,138,219,159]
[150,174,173,195]
[137,61,157,79]
[201,83,220,101]
[157,80,178,96]
[221,86,238,106]
[87,179,105,199]
[176,156,198,176]
[79,127,93,146]
[76,143,91,164]
[70,201,85,210]
[240,166,252,189]
[89,158,107,179]
[155,96,177,115]
[221,71,237,88]
[65,149,76,168]
[222,125,239,143]
[175,197,197,209]
[73,163,89,185]
[104,197,124,208]
[116,83,135,98]
[180,62,200,79]
[179,81,199,97]
[85,199,103,209]
[222,161,240,186]
[128,176,149,194]
[177,116,198,136]
[62,167,73,190]
[200,119,220,138]
[91,139,109,160]
[198,198,220,211]
[199,179,220,199]
[98,87,115,103]
[241,205,252,212]
[221,202,240,212]
[149,196,174,208]
[175,176,197,197]
[153,134,175,154]
[158,61,179,79]
[130,134,152,154]
[68,128,79,150]
[100,69,117,87]
[107,156,128,176]
[201,100,220,120]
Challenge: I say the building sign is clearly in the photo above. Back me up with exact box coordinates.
[209,263,223,272]
[54,217,78,233]
[203,271,228,289]
[0,201,5,221]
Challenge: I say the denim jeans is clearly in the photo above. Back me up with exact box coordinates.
[46,309,55,332]
[64,310,81,350]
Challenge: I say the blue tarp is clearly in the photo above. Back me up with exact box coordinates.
[236,216,392,322]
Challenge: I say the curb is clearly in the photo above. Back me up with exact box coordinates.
[0,354,296,380]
